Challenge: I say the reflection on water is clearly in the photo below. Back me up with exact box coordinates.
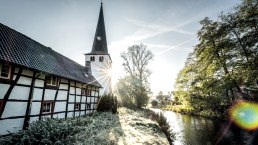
[152,109,258,145]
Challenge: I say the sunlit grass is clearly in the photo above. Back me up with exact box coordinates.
[0,108,170,145]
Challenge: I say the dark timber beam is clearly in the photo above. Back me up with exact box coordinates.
[0,68,23,118]
[23,71,37,130]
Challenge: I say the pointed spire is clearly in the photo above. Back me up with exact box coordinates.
[91,2,108,54]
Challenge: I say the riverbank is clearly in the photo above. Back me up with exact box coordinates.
[163,105,228,120]
[0,108,170,145]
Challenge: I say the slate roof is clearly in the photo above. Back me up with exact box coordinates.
[88,3,108,55]
[0,23,101,87]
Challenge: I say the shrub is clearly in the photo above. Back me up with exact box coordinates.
[0,118,80,145]
[151,100,158,107]
[144,109,174,145]
[97,93,118,113]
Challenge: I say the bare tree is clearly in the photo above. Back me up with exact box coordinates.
[121,44,154,108]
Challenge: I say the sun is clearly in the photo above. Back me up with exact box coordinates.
[105,68,113,78]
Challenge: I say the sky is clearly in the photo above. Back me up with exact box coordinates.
[0,0,240,95]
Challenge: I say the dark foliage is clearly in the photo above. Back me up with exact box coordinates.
[97,93,118,113]
[151,100,158,107]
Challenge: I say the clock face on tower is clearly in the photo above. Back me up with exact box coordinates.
[97,36,102,40]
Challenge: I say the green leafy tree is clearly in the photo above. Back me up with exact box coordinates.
[170,0,258,117]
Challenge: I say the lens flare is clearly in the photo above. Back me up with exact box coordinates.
[230,100,258,130]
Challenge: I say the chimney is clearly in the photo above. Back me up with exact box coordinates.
[86,61,92,75]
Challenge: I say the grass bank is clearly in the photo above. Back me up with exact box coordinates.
[0,108,170,145]
[163,105,227,120]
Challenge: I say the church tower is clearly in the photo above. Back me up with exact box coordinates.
[85,2,112,95]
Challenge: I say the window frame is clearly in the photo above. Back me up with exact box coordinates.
[75,103,80,110]
[82,89,91,96]
[0,63,12,79]
[41,101,54,114]
[81,89,86,96]
[46,75,58,86]
[86,103,91,109]
[87,89,91,96]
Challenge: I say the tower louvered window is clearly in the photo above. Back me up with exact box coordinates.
[90,56,95,61]
[99,56,104,62]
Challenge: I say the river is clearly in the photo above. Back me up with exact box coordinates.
[152,109,258,145]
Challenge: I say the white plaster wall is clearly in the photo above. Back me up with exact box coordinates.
[44,89,56,100]
[81,104,85,110]
[42,115,51,119]
[53,113,65,119]
[75,112,79,117]
[61,79,68,83]
[59,84,68,90]
[29,117,39,123]
[69,95,75,102]
[68,104,74,111]
[67,112,73,118]
[76,88,81,95]
[91,97,95,102]
[80,111,84,115]
[35,79,44,87]
[17,76,32,85]
[0,84,10,99]
[9,86,30,100]
[70,87,75,94]
[2,102,27,118]
[0,118,24,135]
[82,97,86,102]
[76,96,80,102]
[54,102,66,112]
[22,69,33,76]
[91,104,94,109]
[57,90,67,100]
[86,110,90,114]
[32,88,43,100]
[86,97,91,103]
[30,102,41,115]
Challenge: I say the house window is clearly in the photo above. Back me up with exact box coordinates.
[90,56,95,61]
[82,89,86,95]
[82,89,91,96]
[46,75,58,86]
[42,101,53,113]
[75,103,80,110]
[87,90,91,96]
[86,103,91,109]
[0,64,11,79]
[99,56,104,62]
[0,100,3,113]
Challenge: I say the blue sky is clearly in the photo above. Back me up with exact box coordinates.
[0,0,240,95]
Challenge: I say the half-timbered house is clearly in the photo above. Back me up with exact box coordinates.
[0,3,110,136]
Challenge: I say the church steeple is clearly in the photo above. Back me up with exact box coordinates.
[91,2,108,54]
